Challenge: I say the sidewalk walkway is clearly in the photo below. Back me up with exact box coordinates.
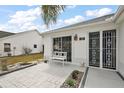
[84,68,124,88]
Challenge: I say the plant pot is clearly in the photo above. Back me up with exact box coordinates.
[44,60,48,63]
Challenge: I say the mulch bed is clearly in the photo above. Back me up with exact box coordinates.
[60,70,84,88]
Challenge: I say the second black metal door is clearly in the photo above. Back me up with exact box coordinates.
[102,30,116,69]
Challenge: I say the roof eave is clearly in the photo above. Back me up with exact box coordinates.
[113,6,124,23]
[41,20,113,36]
[0,29,40,41]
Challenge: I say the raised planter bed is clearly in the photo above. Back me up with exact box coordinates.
[0,63,36,76]
[60,70,84,88]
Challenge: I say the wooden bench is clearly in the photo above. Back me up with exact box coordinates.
[50,52,67,66]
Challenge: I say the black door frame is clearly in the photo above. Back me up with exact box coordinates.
[102,30,116,70]
[88,30,116,70]
[89,32,100,67]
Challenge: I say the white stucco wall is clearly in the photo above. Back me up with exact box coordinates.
[42,22,115,66]
[118,19,124,77]
[43,35,52,58]
[0,30,42,57]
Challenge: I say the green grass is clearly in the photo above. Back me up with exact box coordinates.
[0,53,44,65]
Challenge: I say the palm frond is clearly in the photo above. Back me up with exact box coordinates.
[41,5,66,27]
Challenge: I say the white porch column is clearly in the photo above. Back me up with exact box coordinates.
[115,24,119,71]
[100,31,103,68]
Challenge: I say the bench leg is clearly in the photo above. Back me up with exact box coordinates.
[63,60,64,66]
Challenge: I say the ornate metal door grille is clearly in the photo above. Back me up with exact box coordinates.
[102,30,116,69]
[89,32,100,67]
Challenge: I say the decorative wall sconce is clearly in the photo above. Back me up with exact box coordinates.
[74,34,78,41]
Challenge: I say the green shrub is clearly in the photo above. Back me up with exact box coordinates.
[72,70,79,74]
[66,79,76,87]
[72,70,79,80]
[22,47,32,55]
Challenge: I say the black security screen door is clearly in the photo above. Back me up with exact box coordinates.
[53,36,72,62]
[89,32,100,67]
[102,30,116,69]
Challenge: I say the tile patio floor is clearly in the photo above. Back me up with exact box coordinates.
[84,68,124,88]
[0,62,84,88]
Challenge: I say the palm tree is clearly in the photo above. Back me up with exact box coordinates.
[41,5,66,27]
